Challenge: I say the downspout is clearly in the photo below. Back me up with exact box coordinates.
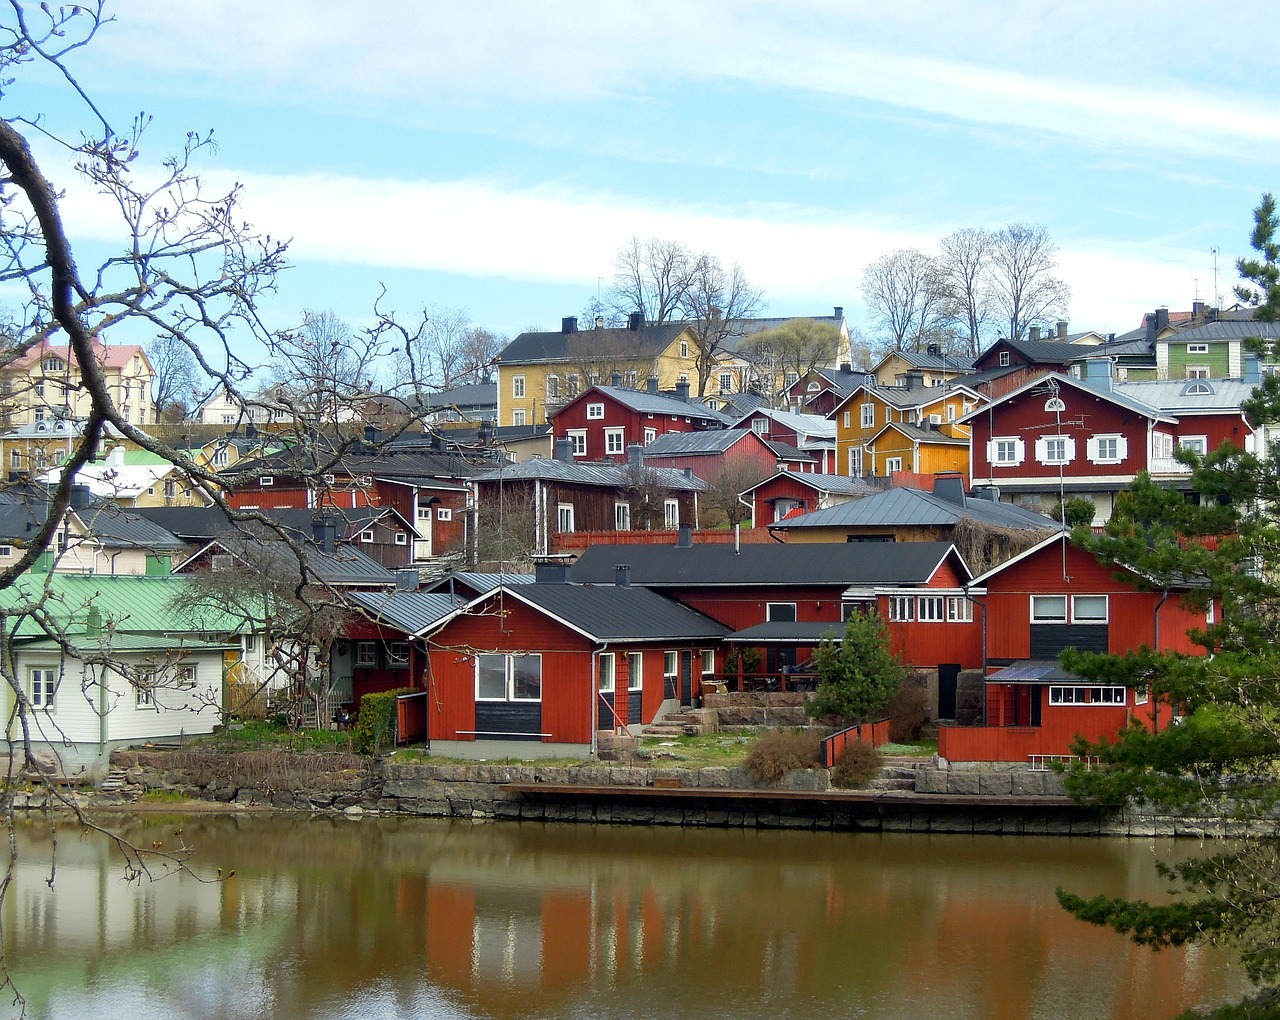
[98,665,107,758]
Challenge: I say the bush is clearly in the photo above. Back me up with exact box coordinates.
[807,611,907,724]
[353,688,413,754]
[888,671,930,743]
[744,729,822,783]
[831,741,882,789]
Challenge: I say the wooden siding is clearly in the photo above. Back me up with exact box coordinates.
[643,433,777,482]
[819,718,891,766]
[552,390,714,463]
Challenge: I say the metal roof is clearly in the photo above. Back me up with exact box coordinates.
[178,537,396,587]
[643,429,752,456]
[579,384,731,423]
[570,541,964,586]
[956,372,1176,426]
[733,408,835,439]
[500,582,730,643]
[772,486,1055,532]
[423,570,536,597]
[499,323,690,365]
[472,458,706,490]
[724,621,843,644]
[741,472,881,497]
[348,590,463,635]
[1115,378,1258,414]
[1168,320,1280,341]
[986,660,1079,684]
[134,505,413,543]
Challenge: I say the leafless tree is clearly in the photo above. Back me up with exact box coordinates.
[622,462,675,530]
[682,254,764,397]
[703,454,771,527]
[860,249,958,354]
[147,333,198,421]
[609,235,694,324]
[268,309,385,423]
[988,223,1071,343]
[937,227,995,358]
[741,319,842,407]
[473,488,538,569]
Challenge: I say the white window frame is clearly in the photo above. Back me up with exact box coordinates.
[718,372,733,394]
[1178,436,1208,456]
[767,602,797,622]
[628,651,644,692]
[664,499,679,530]
[29,667,57,710]
[848,446,864,476]
[475,653,542,702]
[888,595,914,622]
[1072,594,1109,623]
[174,664,197,688]
[918,595,945,622]
[136,677,153,708]
[0,545,11,557]
[663,650,678,689]
[512,375,526,398]
[751,418,769,435]
[946,596,972,622]
[604,428,625,455]
[859,402,875,429]
[884,457,903,474]
[586,402,606,419]
[1035,434,1076,466]
[512,409,526,426]
[1030,595,1068,623]
[1087,434,1127,465]
[359,528,375,543]
[1186,343,1209,354]
[598,652,616,693]
[557,503,575,533]
[843,410,851,428]
[614,501,631,530]
[680,340,689,358]
[567,429,587,456]
[546,375,560,400]
[1186,365,1211,379]
[356,642,378,668]
[436,507,452,521]
[1049,686,1127,706]
[394,532,408,545]
[989,436,1026,467]
[700,649,714,681]
[998,351,1011,367]
[644,427,657,444]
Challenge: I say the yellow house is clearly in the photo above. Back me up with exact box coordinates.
[495,317,702,426]
[831,381,984,479]
[0,341,153,427]
[871,349,974,389]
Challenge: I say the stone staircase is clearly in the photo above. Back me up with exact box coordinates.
[868,758,931,794]
[642,709,711,739]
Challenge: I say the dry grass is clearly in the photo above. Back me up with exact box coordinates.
[831,741,882,788]
[743,729,823,783]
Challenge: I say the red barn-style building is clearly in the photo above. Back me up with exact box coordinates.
[550,382,729,464]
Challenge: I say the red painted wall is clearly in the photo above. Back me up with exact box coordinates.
[552,390,717,463]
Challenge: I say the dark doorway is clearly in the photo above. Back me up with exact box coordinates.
[938,663,960,719]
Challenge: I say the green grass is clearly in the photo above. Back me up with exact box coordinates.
[638,733,753,769]
[138,789,190,803]
[879,740,937,757]
[192,721,356,753]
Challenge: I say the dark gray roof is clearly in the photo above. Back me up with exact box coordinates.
[348,590,462,634]
[424,571,536,597]
[772,486,1055,533]
[179,537,396,587]
[570,541,964,586]
[233,438,487,481]
[870,422,968,446]
[988,338,1088,365]
[472,459,706,490]
[702,392,770,418]
[741,473,881,497]
[134,505,413,544]
[986,660,1078,684]
[577,385,731,423]
[760,438,814,462]
[499,323,689,365]
[643,429,753,456]
[75,503,187,550]
[881,350,975,373]
[500,582,729,642]
[418,382,497,410]
[725,621,844,644]
[1166,320,1280,341]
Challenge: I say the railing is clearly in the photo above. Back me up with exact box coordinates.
[819,718,892,767]
[702,671,821,694]
[1148,457,1193,475]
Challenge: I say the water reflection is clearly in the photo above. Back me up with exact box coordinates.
[2,815,1252,1019]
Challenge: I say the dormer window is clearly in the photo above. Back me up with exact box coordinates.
[41,356,63,373]
[1182,380,1215,396]
[998,351,1011,367]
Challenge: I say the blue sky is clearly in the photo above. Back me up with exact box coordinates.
[11,1,1279,366]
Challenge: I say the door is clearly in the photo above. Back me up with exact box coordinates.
[938,663,960,719]
[680,650,693,707]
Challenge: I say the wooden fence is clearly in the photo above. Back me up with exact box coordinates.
[819,718,892,767]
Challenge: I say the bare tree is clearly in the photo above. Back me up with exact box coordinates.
[622,462,675,530]
[741,319,841,407]
[988,223,1071,343]
[147,333,198,422]
[268,309,383,423]
[609,236,694,324]
[681,254,764,397]
[860,250,957,354]
[937,227,995,358]
[703,454,771,527]
[457,326,504,385]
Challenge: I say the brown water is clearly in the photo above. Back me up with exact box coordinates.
[1,814,1253,1019]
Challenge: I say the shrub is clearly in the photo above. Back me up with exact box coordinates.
[353,688,413,754]
[888,671,930,743]
[744,729,822,783]
[807,611,907,724]
[831,740,882,789]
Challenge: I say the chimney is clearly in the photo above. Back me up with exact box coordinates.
[312,519,337,553]
[553,437,574,462]
[1155,307,1170,331]
[1057,320,1068,340]
[677,523,692,547]
[646,377,659,394]
[904,370,924,388]
[535,559,571,584]
[595,316,605,329]
[562,316,578,334]
[926,343,940,357]
[674,380,690,402]
[611,371,622,388]
[364,423,381,446]
[614,564,631,588]
[1145,313,1157,344]
[839,362,852,374]
[932,473,966,507]
[69,483,91,510]
[1244,353,1261,384]
[1029,326,1041,342]
[627,312,643,331]
[626,444,644,468]
[395,569,419,591]
[85,606,101,637]
[834,306,843,319]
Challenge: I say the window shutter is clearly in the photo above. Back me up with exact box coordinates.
[1013,437,1025,464]
[1086,436,1099,461]
[1115,435,1129,459]
[1033,436,1048,462]
[1063,436,1077,461]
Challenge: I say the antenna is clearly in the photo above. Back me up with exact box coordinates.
[1211,247,1221,308]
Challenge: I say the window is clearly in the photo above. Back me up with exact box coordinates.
[677,373,689,385]
[1186,365,1211,379]
[546,375,560,400]
[136,678,153,708]
[244,633,257,653]
[1030,595,1068,622]
[1049,686,1127,706]
[888,596,914,622]
[680,340,689,358]
[628,651,644,691]
[644,427,657,444]
[359,528,375,543]
[356,642,378,668]
[8,451,17,469]
[174,665,197,688]
[663,651,678,690]
[476,653,542,701]
[0,545,11,557]
[1178,436,1208,456]
[512,376,526,398]
[394,532,408,545]
[988,437,1025,466]
[998,351,1011,367]
[212,447,230,468]
[884,457,903,474]
[614,501,631,530]
[1186,343,1209,354]
[752,418,769,435]
[843,411,851,429]
[946,404,956,422]
[512,409,526,426]
[664,499,679,529]
[767,602,797,622]
[33,381,44,397]
[568,429,587,456]
[701,649,714,680]
[1072,595,1108,623]
[598,652,615,693]
[1087,434,1127,464]
[946,596,972,622]
[29,668,56,710]
[718,372,733,393]
[565,374,580,397]
[1183,380,1214,395]
[437,507,453,521]
[386,642,410,668]
[42,356,63,372]
[557,503,575,533]
[848,446,864,476]
[624,370,638,388]
[1035,434,1076,465]
[604,428,625,455]
[918,596,945,622]
[163,478,177,499]
[586,402,605,419]
[259,475,273,487]
[860,402,875,428]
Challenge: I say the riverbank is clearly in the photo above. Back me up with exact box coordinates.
[9,748,1244,838]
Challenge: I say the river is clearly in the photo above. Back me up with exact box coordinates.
[1,813,1253,1019]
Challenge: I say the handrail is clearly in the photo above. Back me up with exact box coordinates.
[597,689,632,737]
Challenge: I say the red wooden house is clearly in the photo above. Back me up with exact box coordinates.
[938,533,1213,763]
[732,407,836,472]
[740,471,879,527]
[640,429,786,482]
[550,381,729,464]
[785,365,861,416]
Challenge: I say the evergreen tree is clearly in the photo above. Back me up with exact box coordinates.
[806,612,906,724]
[1054,194,1280,1016]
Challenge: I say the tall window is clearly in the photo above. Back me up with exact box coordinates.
[860,402,875,428]
[29,668,56,710]
[476,653,542,701]
[718,372,733,393]
[888,596,914,621]
[615,501,631,530]
[918,596,945,622]
[628,651,644,692]
[568,430,587,456]
[546,375,560,400]
[604,428,625,455]
[557,503,575,533]
[512,376,526,398]
[680,340,689,358]
[598,652,615,693]
[663,650,678,693]
[512,409,526,426]
[848,446,863,476]
[946,596,973,622]
[664,499,679,529]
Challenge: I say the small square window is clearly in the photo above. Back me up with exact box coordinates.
[1031,595,1068,623]
[436,507,452,521]
[356,642,378,668]
[587,402,606,419]
[394,532,408,545]
[387,642,410,667]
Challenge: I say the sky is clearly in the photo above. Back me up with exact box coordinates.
[8,1,1280,368]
